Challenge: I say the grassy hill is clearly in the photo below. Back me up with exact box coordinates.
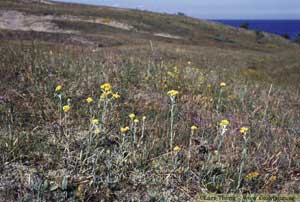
[1,0,300,201]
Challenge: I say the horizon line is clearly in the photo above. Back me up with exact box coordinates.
[50,0,300,21]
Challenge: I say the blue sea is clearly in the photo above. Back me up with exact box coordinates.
[213,20,300,39]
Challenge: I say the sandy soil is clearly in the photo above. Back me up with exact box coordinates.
[0,10,74,33]
[154,33,182,39]
[0,10,184,42]
[0,10,133,33]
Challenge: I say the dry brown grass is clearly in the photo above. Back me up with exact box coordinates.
[1,1,300,201]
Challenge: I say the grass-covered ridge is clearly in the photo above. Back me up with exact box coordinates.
[1,0,300,201]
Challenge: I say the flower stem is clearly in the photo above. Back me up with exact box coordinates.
[237,137,248,189]
[170,101,175,151]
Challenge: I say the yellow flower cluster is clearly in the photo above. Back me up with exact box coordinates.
[134,119,139,124]
[269,175,277,182]
[167,66,179,80]
[244,171,260,181]
[167,71,175,78]
[100,83,111,92]
[91,119,99,125]
[120,126,130,133]
[191,125,198,130]
[219,119,230,127]
[129,113,135,119]
[86,97,93,103]
[240,127,249,134]
[63,105,70,113]
[94,128,101,134]
[220,82,226,87]
[112,93,120,99]
[100,83,120,100]
[167,90,179,97]
[100,91,111,100]
[173,145,181,152]
[55,85,62,92]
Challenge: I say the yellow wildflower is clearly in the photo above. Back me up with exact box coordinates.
[167,71,175,78]
[167,90,179,97]
[134,119,139,124]
[142,116,146,121]
[77,184,83,198]
[120,126,130,133]
[129,113,135,119]
[91,119,99,125]
[100,91,112,99]
[220,82,226,87]
[173,66,179,73]
[176,167,184,174]
[112,93,120,99]
[100,83,111,92]
[63,105,70,113]
[173,146,181,152]
[244,171,260,181]
[187,61,192,65]
[220,119,230,127]
[191,125,198,131]
[86,97,93,103]
[269,175,277,182]
[55,85,62,92]
[94,128,101,134]
[240,127,249,134]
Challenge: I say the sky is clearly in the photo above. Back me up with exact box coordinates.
[53,0,300,19]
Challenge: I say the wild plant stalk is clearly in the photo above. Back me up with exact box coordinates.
[140,116,146,142]
[54,88,63,144]
[58,94,62,126]
[88,104,93,120]
[173,152,178,171]
[129,114,135,132]
[121,132,126,147]
[138,117,146,158]
[132,120,139,161]
[88,123,94,152]
[172,146,181,171]
[88,119,100,155]
[205,120,229,171]
[168,94,177,152]
[167,90,179,151]
[216,83,226,114]
[65,112,69,138]
[6,105,14,151]
[133,122,138,144]
[101,99,108,129]
[188,126,197,169]
[217,125,227,162]
[237,133,249,189]
[64,112,72,162]
[170,102,175,151]
[262,84,273,122]
[216,88,222,114]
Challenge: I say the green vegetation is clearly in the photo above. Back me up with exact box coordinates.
[240,22,249,29]
[1,0,300,201]
[281,33,290,40]
[294,33,300,44]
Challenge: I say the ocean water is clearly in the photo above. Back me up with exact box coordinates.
[213,20,300,39]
